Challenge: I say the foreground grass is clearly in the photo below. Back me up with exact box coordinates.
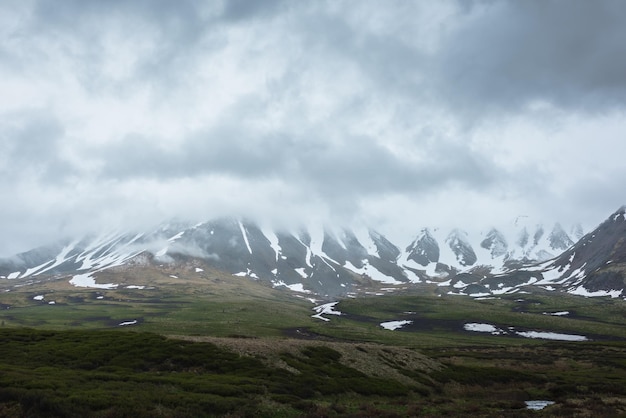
[0,328,626,417]
[2,279,626,416]
[0,328,420,417]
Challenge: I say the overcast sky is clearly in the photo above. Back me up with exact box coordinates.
[2,0,626,256]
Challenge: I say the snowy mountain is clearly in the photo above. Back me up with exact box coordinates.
[530,206,626,297]
[1,208,625,300]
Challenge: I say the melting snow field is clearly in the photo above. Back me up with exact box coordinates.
[464,322,588,341]
[525,400,555,410]
[311,302,342,321]
[273,280,311,293]
[380,320,413,330]
[70,273,118,290]
[464,323,503,335]
[516,331,587,341]
[569,286,622,298]
[544,311,570,316]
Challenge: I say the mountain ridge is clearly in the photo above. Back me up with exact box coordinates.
[2,208,625,300]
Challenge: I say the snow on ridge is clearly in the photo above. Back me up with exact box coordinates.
[352,225,380,258]
[299,225,340,271]
[238,221,253,255]
[167,231,184,242]
[23,240,80,278]
[22,260,54,278]
[344,260,402,284]
[307,223,324,254]
[328,226,348,250]
[261,226,281,261]
[294,268,308,279]
[295,236,314,268]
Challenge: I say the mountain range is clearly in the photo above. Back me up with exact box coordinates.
[1,206,625,300]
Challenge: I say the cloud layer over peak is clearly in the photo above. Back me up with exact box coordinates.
[2,0,626,255]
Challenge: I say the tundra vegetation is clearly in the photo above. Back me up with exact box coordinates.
[0,275,626,417]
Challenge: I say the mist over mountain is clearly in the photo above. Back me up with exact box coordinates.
[3,206,625,301]
[2,1,626,260]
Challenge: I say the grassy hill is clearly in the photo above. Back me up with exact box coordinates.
[1,270,626,416]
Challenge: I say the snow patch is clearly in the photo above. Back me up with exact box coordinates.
[33,295,44,301]
[233,269,258,279]
[285,283,311,293]
[525,400,555,410]
[380,320,412,330]
[195,267,204,273]
[569,286,622,298]
[344,260,402,284]
[311,302,342,321]
[70,273,118,289]
[516,331,587,341]
[464,323,504,335]
[118,320,138,326]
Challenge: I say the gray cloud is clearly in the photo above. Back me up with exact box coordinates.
[0,111,73,183]
[435,0,626,116]
[1,0,625,256]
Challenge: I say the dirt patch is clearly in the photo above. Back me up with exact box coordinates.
[170,335,441,386]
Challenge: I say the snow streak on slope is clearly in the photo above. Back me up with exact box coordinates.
[238,221,252,255]
[261,226,281,261]
[344,260,402,285]
[352,226,380,258]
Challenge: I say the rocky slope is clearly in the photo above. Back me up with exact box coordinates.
[1,208,625,300]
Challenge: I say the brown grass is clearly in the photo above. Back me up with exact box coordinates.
[171,335,441,386]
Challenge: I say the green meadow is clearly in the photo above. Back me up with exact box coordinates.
[1,279,626,416]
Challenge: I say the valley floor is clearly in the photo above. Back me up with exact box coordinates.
[1,283,626,416]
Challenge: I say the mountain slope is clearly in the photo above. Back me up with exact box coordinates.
[534,206,626,296]
[2,208,625,300]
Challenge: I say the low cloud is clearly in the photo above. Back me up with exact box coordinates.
[1,1,625,256]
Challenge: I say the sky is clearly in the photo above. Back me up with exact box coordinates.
[2,0,626,257]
